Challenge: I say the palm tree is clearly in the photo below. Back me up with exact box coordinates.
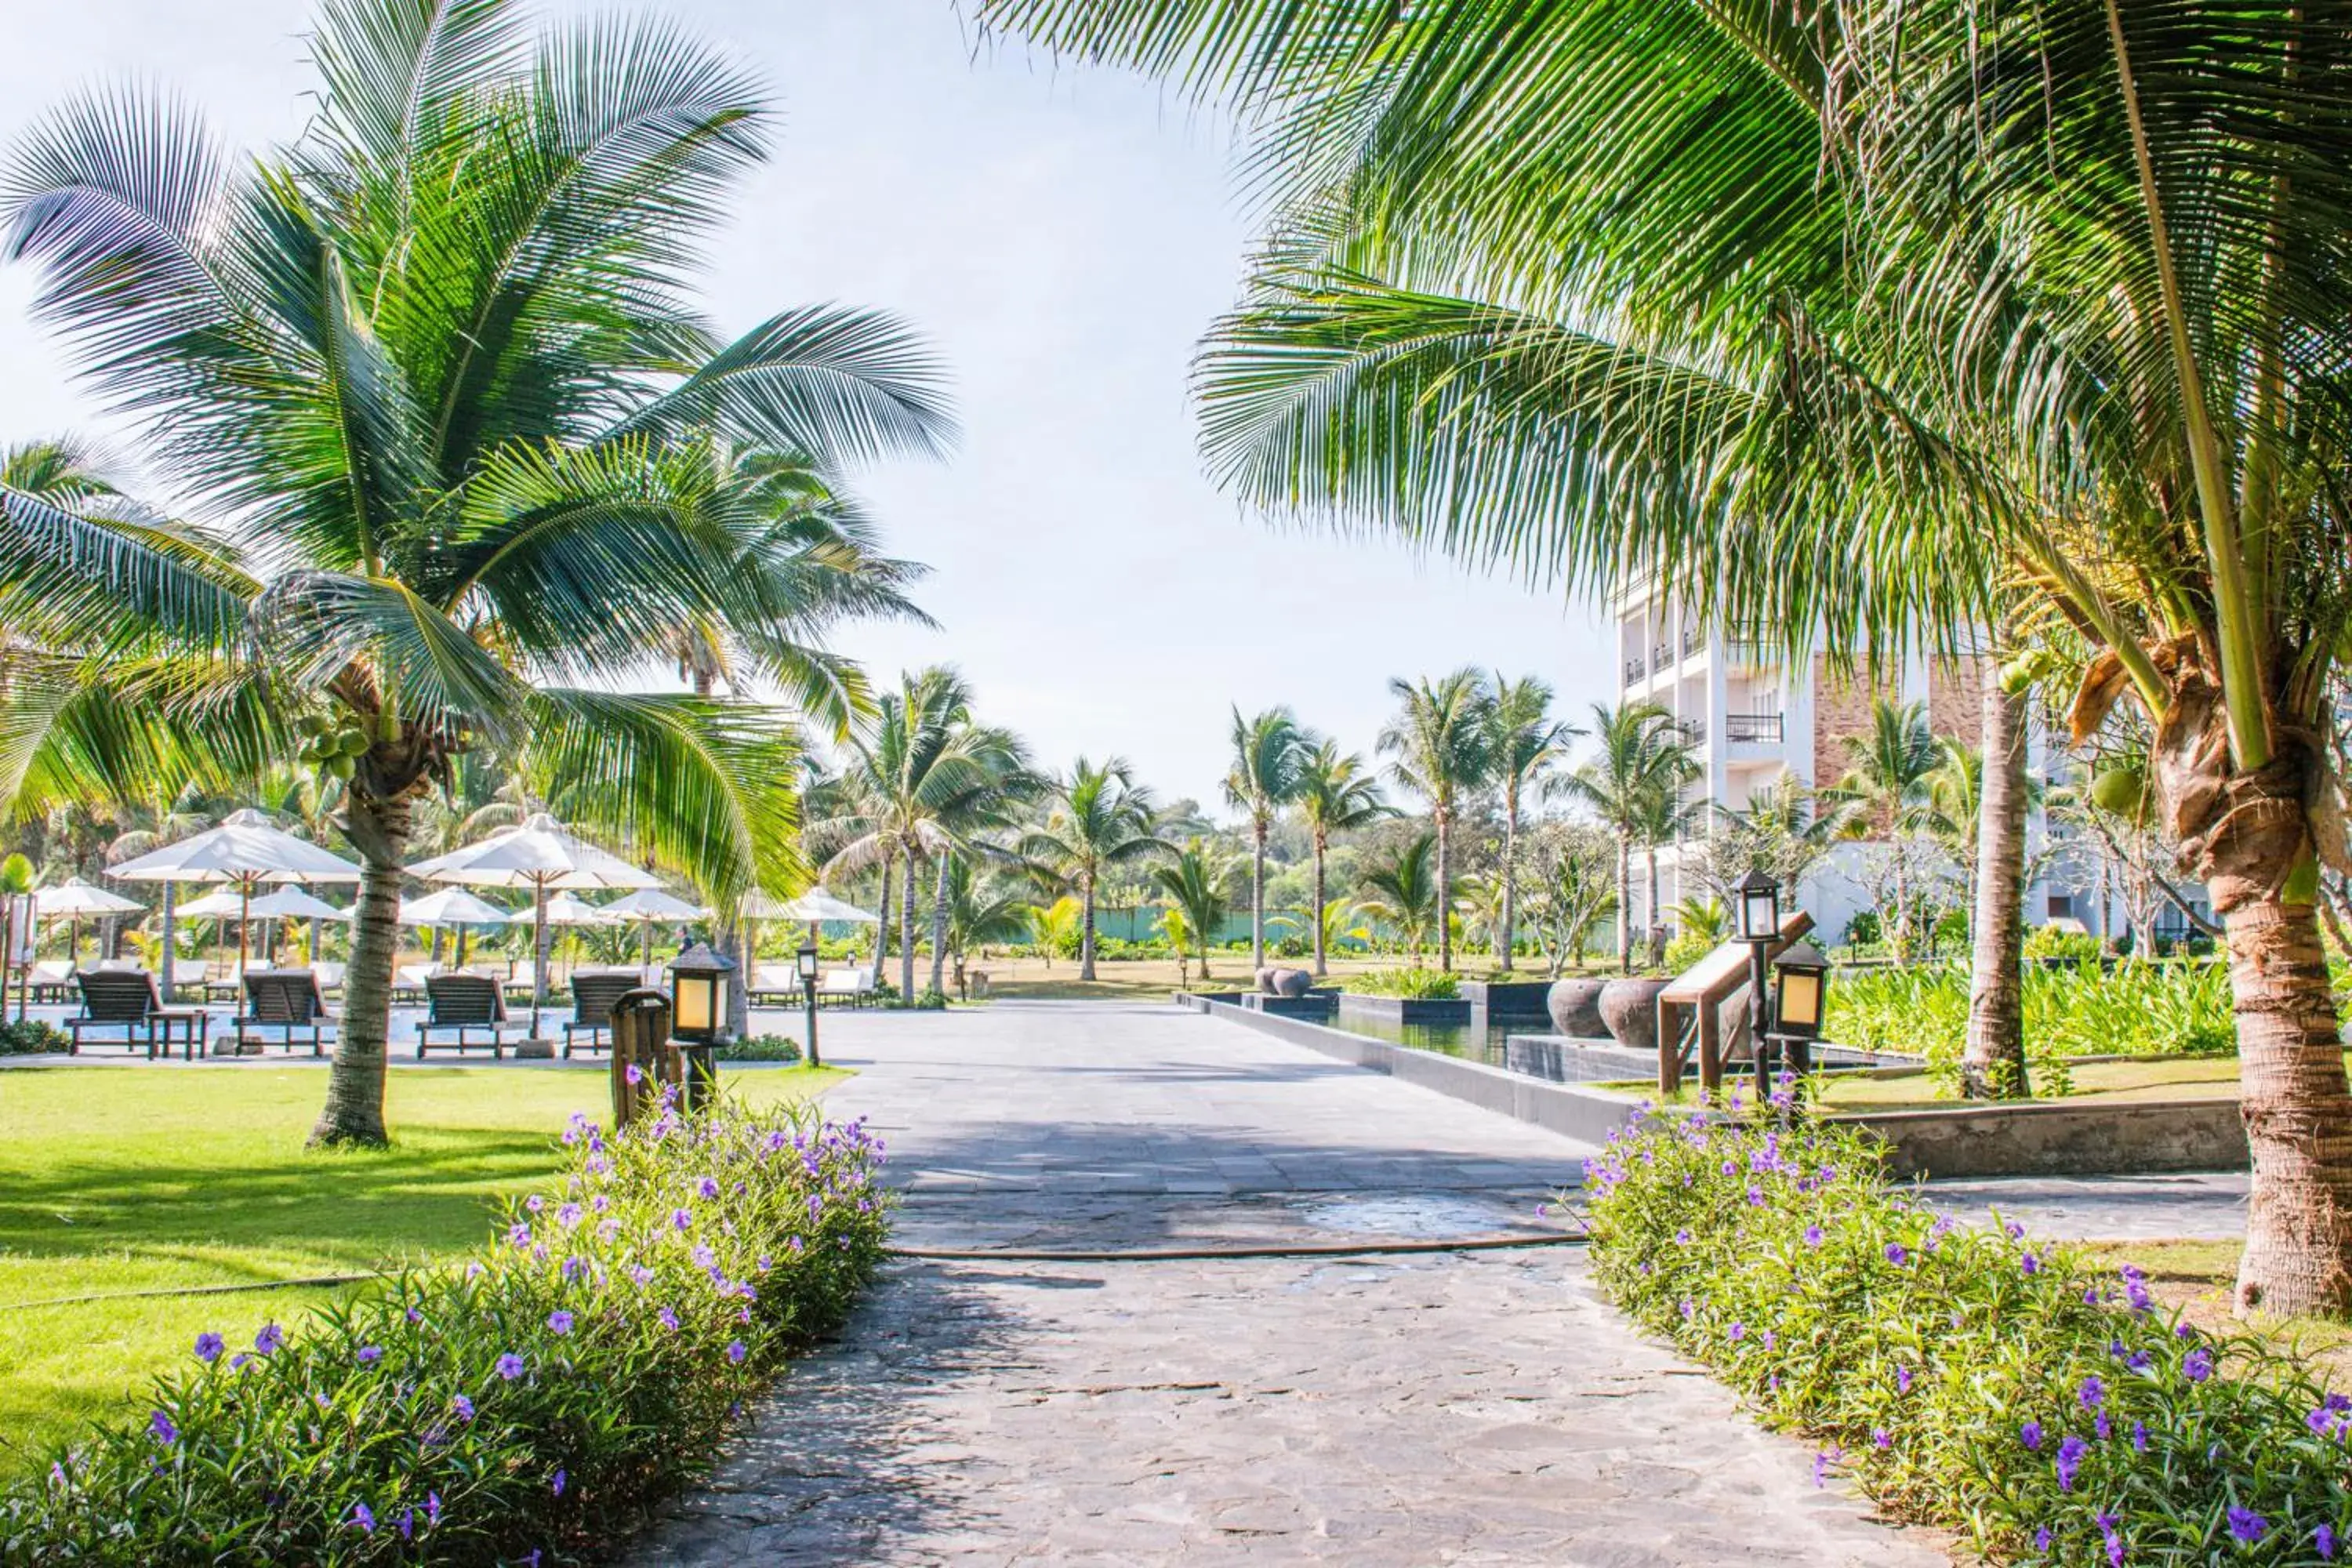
[1487,673,1577,973]
[1022,757,1165,980]
[1377,670,1494,971]
[1152,838,1239,982]
[1828,699,1943,958]
[1223,706,1311,972]
[0,0,952,1145]
[1555,703,1699,971]
[940,856,1029,996]
[974,0,2352,1316]
[1293,739,1388,976]
[818,668,1029,1003]
[1356,831,1439,966]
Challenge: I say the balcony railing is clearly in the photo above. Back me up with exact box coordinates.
[1681,626,1702,657]
[1623,655,1646,685]
[1671,718,1704,746]
[1725,713,1785,744]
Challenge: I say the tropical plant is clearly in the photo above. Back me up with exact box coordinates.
[1486,673,1577,974]
[1521,821,1618,975]
[1222,706,1311,972]
[1271,896,1369,960]
[1151,837,1239,982]
[1025,895,1082,965]
[1553,702,1697,971]
[1377,669,1494,971]
[1356,830,1439,965]
[0,0,953,1145]
[941,856,1029,993]
[1825,699,1944,960]
[1292,739,1388,976]
[0,851,31,1021]
[1022,757,1165,979]
[1345,966,1457,1000]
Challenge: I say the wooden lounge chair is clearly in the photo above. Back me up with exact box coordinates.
[27,960,76,1004]
[67,969,205,1060]
[746,962,802,1004]
[235,970,337,1056]
[415,973,522,1058]
[818,965,878,1008]
[562,971,641,1058]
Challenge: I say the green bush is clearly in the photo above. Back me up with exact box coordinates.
[0,1018,70,1055]
[713,1033,800,1062]
[1,1091,890,1563]
[1585,1109,2349,1565]
[877,989,949,1011]
[2023,926,2104,964]
[1827,959,2234,1091]
[1345,967,1460,1000]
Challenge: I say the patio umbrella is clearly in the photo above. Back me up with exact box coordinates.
[109,809,362,976]
[742,887,880,976]
[34,877,143,966]
[601,887,706,967]
[397,887,511,967]
[242,887,352,965]
[405,812,658,1033]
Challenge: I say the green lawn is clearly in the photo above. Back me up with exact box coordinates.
[0,1063,842,1472]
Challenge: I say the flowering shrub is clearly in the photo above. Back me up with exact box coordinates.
[1345,967,1461,1000]
[1584,1103,2347,1564]
[1,1091,890,1564]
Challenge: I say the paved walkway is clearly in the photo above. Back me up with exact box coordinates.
[636,1002,1952,1566]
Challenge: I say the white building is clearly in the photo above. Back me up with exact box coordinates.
[1610,579,2096,945]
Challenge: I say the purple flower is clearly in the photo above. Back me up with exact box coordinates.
[2131,1420,2149,1452]
[1727,1322,1745,1342]
[551,1468,567,1496]
[1883,1243,1908,1265]
[2078,1375,2104,1410]
[1812,1447,1838,1487]
[546,1310,574,1336]
[2034,1526,2051,1552]
[193,1332,224,1363]
[658,1306,679,1332]
[2055,1435,2088,1491]
[2183,1348,2214,1383]
[508,1222,532,1248]
[426,1492,441,1526]
[452,1393,475,1421]
[726,1340,748,1364]
[2228,1507,2268,1546]
[1675,1228,1693,1246]
[556,1203,582,1229]
[356,1345,383,1365]
[2020,1421,2044,1451]
[1746,1186,1766,1207]
[1803,1225,1824,1248]
[625,1062,644,1084]
[495,1353,526,1381]
[254,1322,285,1356]
[1895,1365,1912,1395]
[524,1194,545,1213]
[699,1176,721,1199]
[397,1506,416,1541]
[2021,1250,2041,1275]
[2319,1523,2338,1560]
[147,1410,177,1446]
[671,1208,693,1231]
[349,1502,376,1534]
[1871,1428,1891,1450]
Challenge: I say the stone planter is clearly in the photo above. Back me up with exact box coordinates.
[1258,967,1313,999]
[1337,993,1473,1026]
[1598,977,1671,1054]
[1544,978,1609,1039]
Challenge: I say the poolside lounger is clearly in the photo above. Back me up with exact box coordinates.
[415,973,524,1058]
[562,971,642,1058]
[67,969,205,1060]
[234,969,337,1056]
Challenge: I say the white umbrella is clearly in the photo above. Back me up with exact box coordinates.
[33,877,142,966]
[178,889,250,919]
[603,887,706,966]
[242,887,351,967]
[776,888,880,925]
[398,887,511,968]
[405,813,658,1032]
[542,892,618,926]
[109,808,361,973]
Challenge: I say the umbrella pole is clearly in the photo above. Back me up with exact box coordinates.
[642,918,653,970]
[532,878,548,1036]
[237,880,252,978]
[457,924,470,969]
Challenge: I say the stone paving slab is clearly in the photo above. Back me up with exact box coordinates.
[633,1004,1957,1566]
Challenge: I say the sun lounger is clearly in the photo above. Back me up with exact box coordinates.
[67,969,205,1060]
[415,973,525,1058]
[563,971,642,1058]
[234,969,337,1055]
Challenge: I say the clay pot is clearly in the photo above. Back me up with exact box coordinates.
[1262,967,1312,998]
[1598,977,1672,1054]
[1545,978,1609,1039]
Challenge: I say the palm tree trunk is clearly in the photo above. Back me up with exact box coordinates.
[158,882,178,1000]
[1312,831,1329,977]
[900,848,918,1003]
[1499,785,1519,973]
[1251,818,1269,973]
[928,851,951,999]
[1436,805,1454,972]
[1645,844,1662,968]
[876,852,894,972]
[1961,676,2029,1099]
[1080,878,1099,981]
[311,788,411,1148]
[1616,834,1633,972]
[2227,892,2352,1317]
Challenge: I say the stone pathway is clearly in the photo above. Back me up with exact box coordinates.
[635,1002,1953,1566]
[1919,1171,2248,1242]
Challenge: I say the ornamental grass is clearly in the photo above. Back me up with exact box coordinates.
[1583,1095,2347,1565]
[1,1089,891,1565]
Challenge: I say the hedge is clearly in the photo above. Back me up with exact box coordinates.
[1584,1094,2347,1564]
[1,1088,891,1564]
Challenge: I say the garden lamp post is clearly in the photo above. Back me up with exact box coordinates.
[797,941,822,1069]
[1769,940,1831,1078]
[1733,869,1782,1093]
[666,940,735,1112]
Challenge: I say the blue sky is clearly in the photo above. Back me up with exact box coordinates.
[0,0,1615,811]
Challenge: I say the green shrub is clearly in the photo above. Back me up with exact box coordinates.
[1584,1109,2349,1565]
[713,1034,800,1062]
[0,1091,890,1563]
[2023,926,2104,964]
[0,1018,70,1055]
[1827,959,2234,1092]
[877,989,948,1011]
[1345,967,1460,1000]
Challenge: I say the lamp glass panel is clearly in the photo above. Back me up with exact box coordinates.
[1777,971,1820,1031]
[797,947,819,980]
[674,975,713,1032]
[1741,891,1779,941]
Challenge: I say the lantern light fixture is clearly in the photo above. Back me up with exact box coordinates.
[1734,868,1783,944]
[666,939,736,1047]
[1769,940,1831,1041]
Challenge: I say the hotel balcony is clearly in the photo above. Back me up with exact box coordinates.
[1723,713,1785,745]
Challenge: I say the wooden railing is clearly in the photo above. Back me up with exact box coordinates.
[1653,909,1816,1098]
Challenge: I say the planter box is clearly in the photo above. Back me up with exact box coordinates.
[1835,1096,2247,1179]
[1337,993,1472,1026]
[1502,1033,1661,1085]
[1240,991,1338,1020]
[1460,979,1555,1022]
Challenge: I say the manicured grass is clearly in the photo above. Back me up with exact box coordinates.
[2080,1240,2352,1384]
[0,1063,842,1472]
[1814,1052,2352,1110]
